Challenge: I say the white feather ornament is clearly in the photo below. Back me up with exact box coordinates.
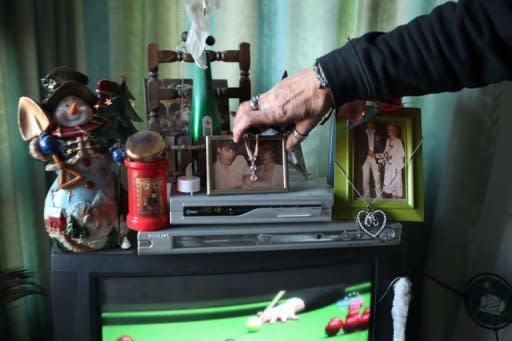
[392,277,412,341]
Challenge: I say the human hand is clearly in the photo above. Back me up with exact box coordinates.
[259,297,305,324]
[233,68,333,151]
[368,151,376,158]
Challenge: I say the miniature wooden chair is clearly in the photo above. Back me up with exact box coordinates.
[144,33,250,181]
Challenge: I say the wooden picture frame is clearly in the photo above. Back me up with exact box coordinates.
[334,107,424,221]
[206,135,288,195]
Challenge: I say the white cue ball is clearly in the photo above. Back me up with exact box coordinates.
[246,316,262,332]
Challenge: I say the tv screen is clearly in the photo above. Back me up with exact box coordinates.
[100,264,373,341]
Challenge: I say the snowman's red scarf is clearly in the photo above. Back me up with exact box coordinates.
[50,118,105,138]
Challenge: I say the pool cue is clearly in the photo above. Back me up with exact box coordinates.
[260,290,286,320]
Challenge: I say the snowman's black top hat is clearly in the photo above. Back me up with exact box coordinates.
[41,66,97,113]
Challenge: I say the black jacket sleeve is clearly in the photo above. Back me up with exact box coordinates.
[317,0,512,107]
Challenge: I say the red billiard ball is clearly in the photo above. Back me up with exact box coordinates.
[360,312,370,327]
[325,317,344,337]
[329,317,344,325]
[343,315,362,333]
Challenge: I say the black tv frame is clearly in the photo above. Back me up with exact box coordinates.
[51,242,406,341]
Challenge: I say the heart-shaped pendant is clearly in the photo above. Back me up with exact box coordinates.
[356,209,387,238]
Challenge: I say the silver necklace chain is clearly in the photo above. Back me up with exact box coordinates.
[244,134,259,182]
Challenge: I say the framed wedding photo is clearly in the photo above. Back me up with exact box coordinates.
[334,107,424,221]
[206,135,288,195]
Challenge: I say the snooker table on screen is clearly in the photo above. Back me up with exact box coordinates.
[102,283,371,341]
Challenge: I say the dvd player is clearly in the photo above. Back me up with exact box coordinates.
[138,222,402,255]
[169,177,333,225]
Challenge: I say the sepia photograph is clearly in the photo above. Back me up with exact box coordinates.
[206,136,288,195]
[353,120,407,200]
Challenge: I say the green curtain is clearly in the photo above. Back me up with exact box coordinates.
[1,1,55,340]
[2,1,508,340]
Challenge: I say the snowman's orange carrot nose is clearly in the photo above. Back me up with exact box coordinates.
[69,102,78,115]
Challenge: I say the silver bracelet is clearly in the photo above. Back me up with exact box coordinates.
[313,62,335,125]
[313,62,329,89]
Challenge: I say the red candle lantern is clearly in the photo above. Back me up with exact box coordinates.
[125,131,168,231]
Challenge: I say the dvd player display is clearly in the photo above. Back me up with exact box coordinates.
[182,204,320,217]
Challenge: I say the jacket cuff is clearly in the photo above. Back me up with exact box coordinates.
[316,41,367,108]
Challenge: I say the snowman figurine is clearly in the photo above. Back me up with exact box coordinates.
[20,66,125,252]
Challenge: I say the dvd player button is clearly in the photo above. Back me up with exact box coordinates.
[378,228,396,241]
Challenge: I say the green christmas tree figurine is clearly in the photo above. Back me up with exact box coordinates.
[95,78,143,144]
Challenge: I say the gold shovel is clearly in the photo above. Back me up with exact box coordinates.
[18,97,83,189]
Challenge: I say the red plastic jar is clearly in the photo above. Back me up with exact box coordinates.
[125,158,168,231]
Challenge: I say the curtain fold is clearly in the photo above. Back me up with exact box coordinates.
[420,84,500,341]
[1,1,51,340]
[1,1,510,340]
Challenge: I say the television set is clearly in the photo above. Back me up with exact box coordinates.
[51,238,406,341]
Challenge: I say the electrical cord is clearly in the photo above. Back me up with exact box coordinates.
[378,276,403,303]
[424,272,464,296]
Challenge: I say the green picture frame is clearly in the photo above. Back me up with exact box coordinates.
[334,107,424,222]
